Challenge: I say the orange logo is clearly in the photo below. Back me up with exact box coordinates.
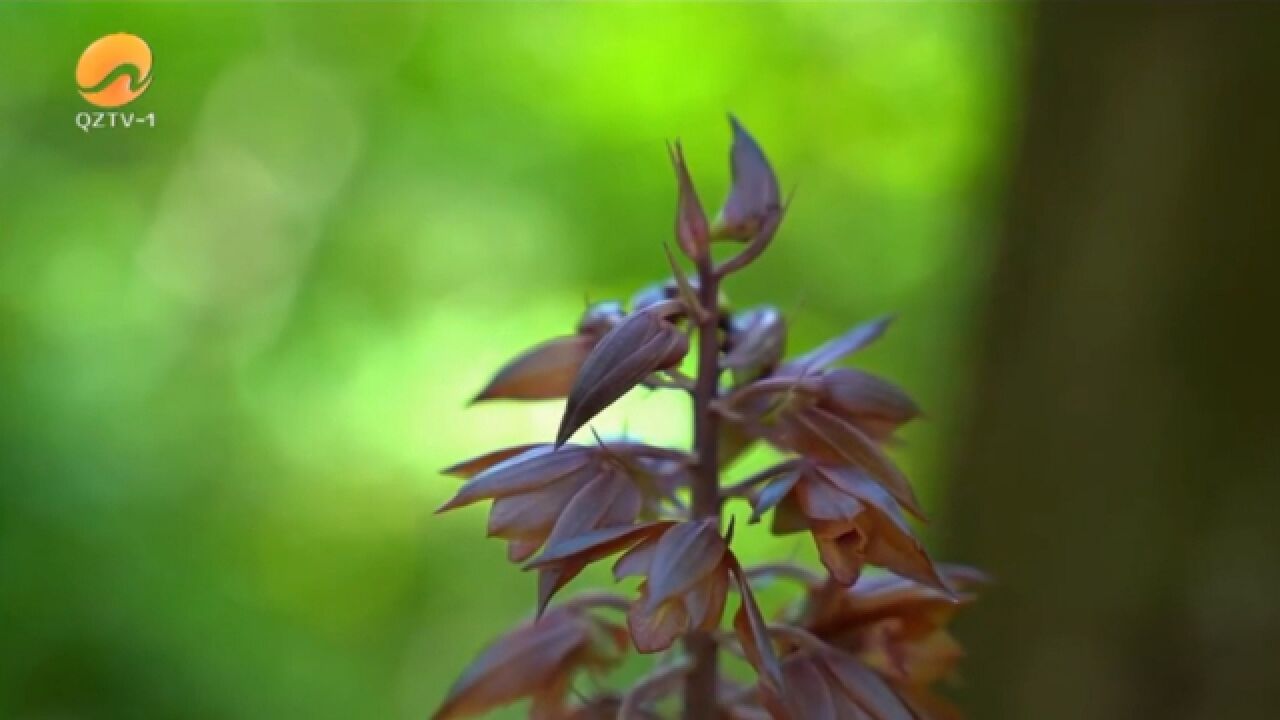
[76,33,152,108]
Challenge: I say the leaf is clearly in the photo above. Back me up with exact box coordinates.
[790,315,894,374]
[556,309,689,446]
[715,115,780,241]
[437,446,591,513]
[472,335,597,402]
[669,140,710,261]
[642,519,727,611]
[442,443,544,478]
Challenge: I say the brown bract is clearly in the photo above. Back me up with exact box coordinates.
[749,461,946,591]
[526,521,677,618]
[472,301,625,402]
[723,316,923,518]
[800,567,988,720]
[431,605,628,720]
[613,518,733,653]
[767,650,914,720]
[557,306,690,446]
[439,442,688,614]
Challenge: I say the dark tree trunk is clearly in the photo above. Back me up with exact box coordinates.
[945,5,1280,720]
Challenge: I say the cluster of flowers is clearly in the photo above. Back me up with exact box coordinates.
[434,118,984,719]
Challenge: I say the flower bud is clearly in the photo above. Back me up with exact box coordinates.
[669,141,710,261]
[714,115,780,241]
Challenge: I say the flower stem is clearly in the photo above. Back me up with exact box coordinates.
[684,253,722,719]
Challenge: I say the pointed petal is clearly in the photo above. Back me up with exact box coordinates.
[544,471,629,545]
[529,473,638,614]
[790,315,894,373]
[442,443,545,478]
[486,475,583,540]
[613,534,659,580]
[473,335,597,402]
[822,469,949,594]
[794,470,866,525]
[643,519,727,610]
[822,368,920,440]
[528,674,573,720]
[844,564,984,614]
[938,563,991,591]
[789,408,923,519]
[715,115,780,241]
[820,652,913,720]
[814,531,866,586]
[431,610,586,719]
[507,538,542,563]
[718,417,758,469]
[782,657,839,720]
[730,561,784,696]
[687,567,730,631]
[770,492,810,535]
[437,446,590,512]
[526,521,675,569]
[536,561,588,620]
[627,587,689,654]
[556,310,690,446]
[725,306,787,376]
[749,471,801,523]
[576,300,626,337]
[863,521,950,596]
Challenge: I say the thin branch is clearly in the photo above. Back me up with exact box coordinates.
[683,229,723,719]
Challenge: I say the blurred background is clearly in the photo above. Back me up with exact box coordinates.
[2,3,1277,719]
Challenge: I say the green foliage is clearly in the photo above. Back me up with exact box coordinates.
[0,3,1013,718]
